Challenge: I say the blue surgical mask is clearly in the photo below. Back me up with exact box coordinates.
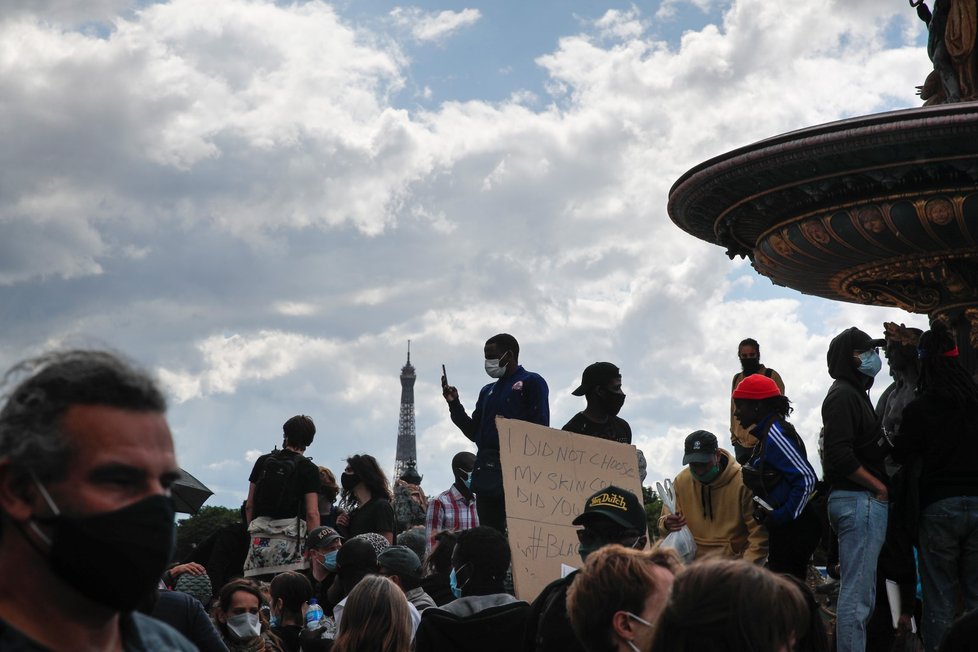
[320,550,338,572]
[449,563,469,599]
[857,349,882,377]
[457,468,473,489]
[449,567,462,598]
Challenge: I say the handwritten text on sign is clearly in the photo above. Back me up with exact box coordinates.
[497,417,645,602]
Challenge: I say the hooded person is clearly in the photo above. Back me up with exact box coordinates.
[821,327,890,652]
[658,431,768,564]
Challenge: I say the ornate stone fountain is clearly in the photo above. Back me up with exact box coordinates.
[668,102,978,369]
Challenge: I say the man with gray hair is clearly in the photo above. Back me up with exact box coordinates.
[0,350,195,650]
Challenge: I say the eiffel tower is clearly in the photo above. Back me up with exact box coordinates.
[393,341,421,483]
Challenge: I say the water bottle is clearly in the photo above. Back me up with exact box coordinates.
[305,598,325,628]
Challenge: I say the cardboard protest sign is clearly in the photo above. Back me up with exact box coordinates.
[496,416,645,602]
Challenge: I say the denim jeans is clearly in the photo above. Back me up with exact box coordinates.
[918,496,978,651]
[828,489,888,652]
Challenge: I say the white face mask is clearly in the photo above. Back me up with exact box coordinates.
[227,612,261,640]
[623,611,654,652]
[484,352,509,378]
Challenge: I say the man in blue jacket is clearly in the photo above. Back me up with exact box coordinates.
[442,334,549,534]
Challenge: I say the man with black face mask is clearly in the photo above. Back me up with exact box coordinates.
[563,362,631,443]
[730,338,785,464]
[563,362,647,482]
[0,350,196,651]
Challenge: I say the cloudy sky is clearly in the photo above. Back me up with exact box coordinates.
[0,0,933,510]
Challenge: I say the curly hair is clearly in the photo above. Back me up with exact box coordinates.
[318,466,339,504]
[341,454,392,507]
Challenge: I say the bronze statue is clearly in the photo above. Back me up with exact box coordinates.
[913,0,977,104]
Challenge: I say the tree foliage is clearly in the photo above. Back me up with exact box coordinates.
[642,485,663,540]
[175,505,241,560]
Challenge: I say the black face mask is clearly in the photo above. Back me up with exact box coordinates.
[341,472,360,492]
[740,357,761,375]
[30,485,175,612]
[599,390,626,416]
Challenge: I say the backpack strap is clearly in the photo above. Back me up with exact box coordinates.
[764,368,773,379]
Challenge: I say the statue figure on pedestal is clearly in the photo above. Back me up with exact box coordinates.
[913,0,977,104]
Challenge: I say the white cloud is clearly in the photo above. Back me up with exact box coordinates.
[0,0,936,506]
[390,7,482,43]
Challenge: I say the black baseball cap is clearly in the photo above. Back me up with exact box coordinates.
[572,485,646,531]
[377,545,422,580]
[683,430,718,465]
[572,362,621,396]
[305,526,342,550]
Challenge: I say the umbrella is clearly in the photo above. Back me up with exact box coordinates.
[171,468,214,515]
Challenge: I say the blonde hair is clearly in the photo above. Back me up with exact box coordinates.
[332,576,412,652]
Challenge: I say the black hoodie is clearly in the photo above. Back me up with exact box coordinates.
[821,327,887,491]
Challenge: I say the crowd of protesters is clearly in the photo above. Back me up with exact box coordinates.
[0,324,975,651]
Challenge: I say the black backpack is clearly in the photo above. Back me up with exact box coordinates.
[253,449,302,518]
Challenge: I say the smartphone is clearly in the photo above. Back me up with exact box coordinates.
[753,496,774,511]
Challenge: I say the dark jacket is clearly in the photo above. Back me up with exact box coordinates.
[893,393,978,509]
[821,328,886,491]
[522,572,584,652]
[150,590,228,652]
[415,594,529,652]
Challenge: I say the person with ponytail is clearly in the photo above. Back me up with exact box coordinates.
[732,374,821,580]
[893,321,978,651]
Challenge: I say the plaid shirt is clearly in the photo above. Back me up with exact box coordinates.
[425,484,479,551]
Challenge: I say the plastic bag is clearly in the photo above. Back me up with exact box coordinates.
[656,479,697,564]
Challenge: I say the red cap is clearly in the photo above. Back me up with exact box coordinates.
[732,374,781,400]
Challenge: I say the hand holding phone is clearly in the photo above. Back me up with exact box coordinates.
[441,364,458,402]
[752,496,773,524]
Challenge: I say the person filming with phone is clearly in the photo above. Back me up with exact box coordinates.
[733,374,821,581]
[441,334,549,535]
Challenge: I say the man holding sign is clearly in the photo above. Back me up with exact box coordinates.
[523,486,648,652]
[442,334,549,534]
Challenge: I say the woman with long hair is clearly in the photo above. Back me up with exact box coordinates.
[214,579,284,652]
[335,454,395,543]
[893,321,978,650]
[332,575,412,652]
[268,572,313,652]
[732,374,821,580]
